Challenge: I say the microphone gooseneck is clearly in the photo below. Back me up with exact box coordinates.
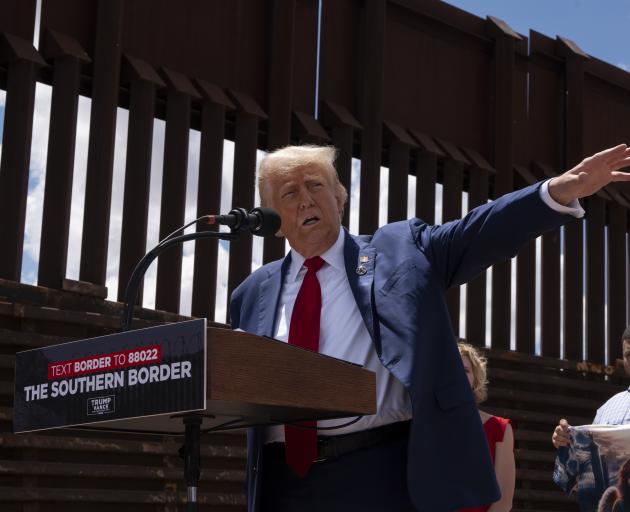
[122,206,281,330]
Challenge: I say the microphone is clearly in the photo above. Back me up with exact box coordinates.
[207,207,281,237]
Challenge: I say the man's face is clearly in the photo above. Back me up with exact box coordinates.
[623,340,630,377]
[263,164,343,258]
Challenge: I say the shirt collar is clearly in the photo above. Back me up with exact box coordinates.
[287,228,345,282]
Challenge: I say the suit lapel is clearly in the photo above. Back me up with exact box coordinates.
[343,230,376,344]
[257,253,291,336]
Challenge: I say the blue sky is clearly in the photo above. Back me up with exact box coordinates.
[445,0,630,70]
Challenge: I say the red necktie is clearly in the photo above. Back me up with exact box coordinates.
[284,256,325,477]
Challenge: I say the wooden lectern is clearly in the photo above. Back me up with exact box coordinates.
[14,321,376,434]
[14,320,376,509]
[85,326,377,434]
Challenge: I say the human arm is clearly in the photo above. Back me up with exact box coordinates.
[487,423,515,512]
[552,418,571,448]
[228,288,242,329]
[420,145,629,288]
[421,181,568,288]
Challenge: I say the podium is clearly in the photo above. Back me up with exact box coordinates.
[13,319,376,508]
[13,318,376,435]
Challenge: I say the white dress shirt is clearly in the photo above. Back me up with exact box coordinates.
[264,181,583,443]
[593,387,630,425]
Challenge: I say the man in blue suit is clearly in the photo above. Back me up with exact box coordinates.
[229,144,630,512]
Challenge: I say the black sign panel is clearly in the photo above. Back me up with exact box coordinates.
[13,319,206,433]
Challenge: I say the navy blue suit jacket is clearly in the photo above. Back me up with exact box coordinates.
[230,182,572,511]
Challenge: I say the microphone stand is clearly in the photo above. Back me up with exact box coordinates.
[121,229,239,511]
[122,230,238,331]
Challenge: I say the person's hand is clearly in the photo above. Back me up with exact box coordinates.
[548,144,630,206]
[552,419,571,449]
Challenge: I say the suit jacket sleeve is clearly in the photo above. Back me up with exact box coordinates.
[418,181,573,289]
[229,285,243,329]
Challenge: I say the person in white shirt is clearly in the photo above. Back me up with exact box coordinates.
[553,327,630,450]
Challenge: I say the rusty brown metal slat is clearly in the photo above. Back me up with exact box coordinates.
[387,141,409,223]
[465,167,489,346]
[117,57,163,304]
[0,487,247,506]
[516,238,536,355]
[414,151,437,225]
[541,229,561,358]
[0,460,245,482]
[563,220,584,361]
[383,122,416,224]
[484,406,592,427]
[191,82,233,320]
[0,432,245,458]
[358,0,386,235]
[490,259,512,350]
[585,196,606,363]
[488,366,625,395]
[441,158,464,334]
[489,22,519,351]
[38,33,89,289]
[263,0,298,265]
[607,202,627,363]
[79,0,124,286]
[155,69,200,313]
[266,0,296,153]
[0,328,67,349]
[488,386,602,411]
[0,302,120,329]
[561,38,588,364]
[333,123,354,229]
[226,111,259,319]
[513,162,537,355]
[321,101,362,230]
[0,34,45,281]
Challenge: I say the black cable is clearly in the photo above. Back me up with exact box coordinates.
[122,230,239,331]
[158,215,212,248]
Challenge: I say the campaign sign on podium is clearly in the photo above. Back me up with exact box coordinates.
[13,319,206,433]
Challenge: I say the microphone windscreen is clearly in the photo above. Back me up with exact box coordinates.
[251,207,282,237]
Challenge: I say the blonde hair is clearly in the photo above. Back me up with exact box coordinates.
[458,342,488,404]
[257,145,348,214]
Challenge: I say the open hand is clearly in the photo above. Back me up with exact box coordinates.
[548,144,630,206]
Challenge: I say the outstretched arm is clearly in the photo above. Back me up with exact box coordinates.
[422,144,630,289]
[548,144,630,205]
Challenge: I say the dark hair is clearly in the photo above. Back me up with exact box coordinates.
[623,326,630,344]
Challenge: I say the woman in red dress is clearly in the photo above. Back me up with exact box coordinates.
[458,342,515,512]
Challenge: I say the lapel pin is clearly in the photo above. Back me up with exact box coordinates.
[356,255,369,275]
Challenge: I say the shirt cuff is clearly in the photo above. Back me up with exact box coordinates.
[539,180,585,218]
